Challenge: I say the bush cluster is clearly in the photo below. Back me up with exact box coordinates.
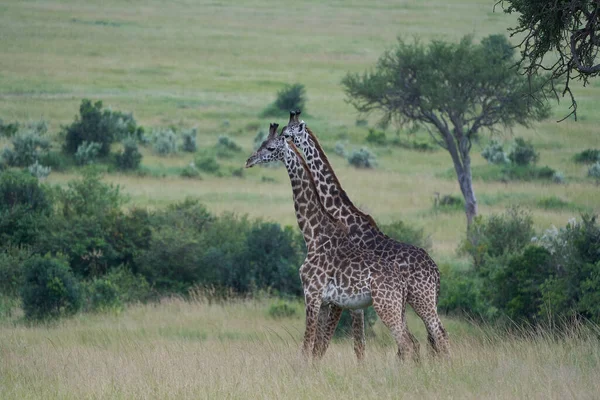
[262,83,307,117]
[0,170,307,320]
[458,207,600,326]
[347,148,376,168]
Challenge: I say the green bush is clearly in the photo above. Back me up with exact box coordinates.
[0,170,53,245]
[64,99,141,157]
[2,130,51,167]
[195,154,220,174]
[380,220,431,251]
[152,128,178,156]
[215,135,242,158]
[588,162,600,182]
[20,255,81,320]
[365,129,387,145]
[38,151,72,172]
[347,148,376,168]
[262,83,306,116]
[508,137,539,166]
[84,277,122,312]
[489,245,553,323]
[438,264,492,318]
[0,245,33,297]
[181,128,197,152]
[574,149,600,164]
[180,164,202,179]
[75,141,102,165]
[115,137,142,171]
[481,140,509,165]
[462,206,534,270]
[0,119,20,137]
[433,194,464,212]
[102,265,153,303]
[268,300,298,318]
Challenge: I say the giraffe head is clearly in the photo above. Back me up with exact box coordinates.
[281,110,308,148]
[245,123,287,168]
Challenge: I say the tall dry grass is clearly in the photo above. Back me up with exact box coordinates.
[1,298,599,399]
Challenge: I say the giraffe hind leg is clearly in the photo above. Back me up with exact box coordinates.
[313,304,343,359]
[410,297,450,356]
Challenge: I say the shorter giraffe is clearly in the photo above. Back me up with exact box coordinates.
[246,124,415,360]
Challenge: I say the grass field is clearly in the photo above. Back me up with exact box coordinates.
[1,0,599,259]
[1,298,599,399]
[1,2,600,397]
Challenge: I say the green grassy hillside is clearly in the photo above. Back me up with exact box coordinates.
[1,0,599,259]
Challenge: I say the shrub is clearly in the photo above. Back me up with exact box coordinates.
[333,142,346,157]
[0,119,20,137]
[438,264,492,318]
[481,140,510,164]
[380,220,431,251]
[268,300,298,319]
[75,141,102,165]
[2,130,51,167]
[508,137,539,166]
[64,99,141,157]
[20,255,81,320]
[180,163,202,179]
[462,206,535,270]
[490,245,553,323]
[38,151,72,172]
[588,162,600,182]
[574,149,600,164]
[0,169,53,245]
[215,135,241,158]
[102,265,153,304]
[0,245,33,297]
[365,129,387,145]
[28,161,51,180]
[181,128,197,152]
[433,194,464,212]
[152,128,178,156]
[262,83,307,116]
[195,154,220,174]
[83,277,122,312]
[347,148,376,168]
[115,137,142,170]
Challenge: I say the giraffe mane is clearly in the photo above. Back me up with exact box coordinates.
[304,127,380,229]
[288,140,349,234]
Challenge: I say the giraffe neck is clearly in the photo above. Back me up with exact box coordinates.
[301,128,382,245]
[282,142,339,250]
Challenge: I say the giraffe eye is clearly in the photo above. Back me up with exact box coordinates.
[267,146,276,151]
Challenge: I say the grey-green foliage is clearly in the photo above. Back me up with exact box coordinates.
[75,141,102,165]
[181,128,197,153]
[481,140,510,165]
[333,142,346,157]
[28,161,51,180]
[347,148,376,168]
[2,130,51,167]
[152,128,178,156]
[588,162,600,181]
[115,137,142,170]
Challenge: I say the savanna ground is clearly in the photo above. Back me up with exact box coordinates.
[1,0,600,398]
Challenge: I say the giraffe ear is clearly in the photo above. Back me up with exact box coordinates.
[298,122,305,131]
[268,123,279,139]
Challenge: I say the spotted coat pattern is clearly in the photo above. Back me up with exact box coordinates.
[282,111,449,356]
[246,124,414,360]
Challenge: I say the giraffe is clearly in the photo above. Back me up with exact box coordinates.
[245,123,414,361]
[282,111,449,356]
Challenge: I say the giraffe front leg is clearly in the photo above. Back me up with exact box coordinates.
[313,304,343,359]
[302,293,322,358]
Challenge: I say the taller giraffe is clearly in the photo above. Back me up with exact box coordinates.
[245,123,414,360]
[283,111,449,355]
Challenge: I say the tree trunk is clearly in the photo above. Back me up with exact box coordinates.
[437,123,478,228]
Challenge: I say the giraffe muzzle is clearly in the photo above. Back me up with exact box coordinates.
[245,156,258,168]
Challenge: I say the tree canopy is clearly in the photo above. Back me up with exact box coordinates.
[342,34,551,226]
[499,0,600,120]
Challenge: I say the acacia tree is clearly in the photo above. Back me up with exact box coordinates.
[342,35,551,227]
[500,0,600,120]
